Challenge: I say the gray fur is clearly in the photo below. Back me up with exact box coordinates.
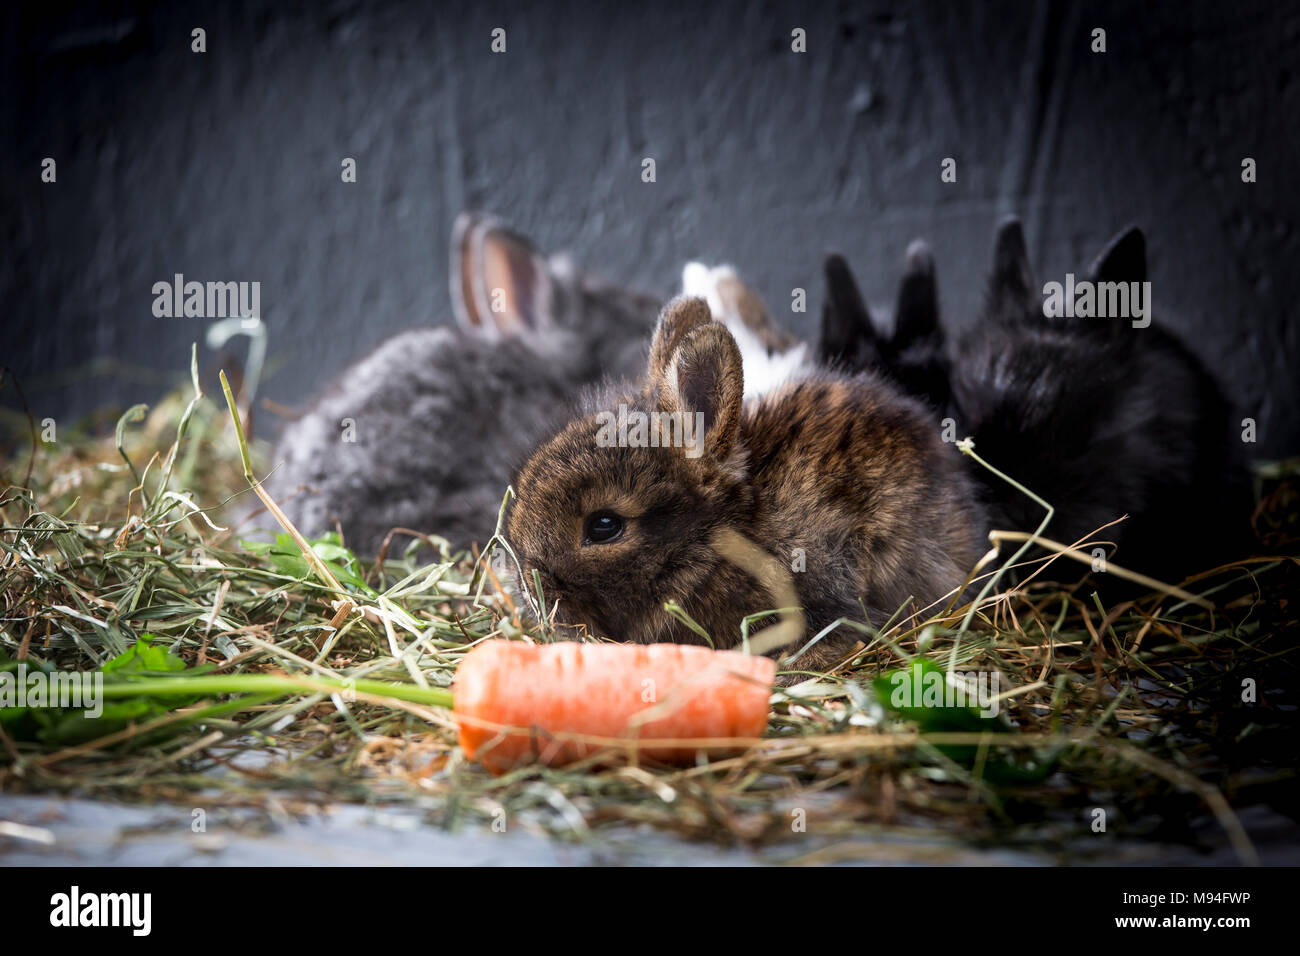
[268,218,661,555]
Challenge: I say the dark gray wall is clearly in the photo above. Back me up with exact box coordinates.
[4,0,1298,454]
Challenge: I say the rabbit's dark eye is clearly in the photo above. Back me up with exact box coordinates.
[583,511,624,545]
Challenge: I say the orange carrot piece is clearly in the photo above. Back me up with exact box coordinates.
[453,640,775,773]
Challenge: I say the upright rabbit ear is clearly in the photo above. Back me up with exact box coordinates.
[647,296,714,384]
[893,239,940,347]
[1086,225,1146,284]
[656,320,745,464]
[450,212,555,338]
[682,262,797,352]
[820,253,883,367]
[987,217,1037,316]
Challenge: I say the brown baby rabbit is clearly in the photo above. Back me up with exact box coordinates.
[506,297,987,676]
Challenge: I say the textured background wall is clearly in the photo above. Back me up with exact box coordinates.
[4,0,1298,454]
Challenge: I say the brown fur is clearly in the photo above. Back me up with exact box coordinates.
[507,297,987,675]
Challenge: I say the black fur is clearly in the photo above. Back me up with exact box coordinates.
[821,218,1253,581]
[820,243,951,412]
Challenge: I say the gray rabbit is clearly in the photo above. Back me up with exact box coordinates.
[269,214,662,555]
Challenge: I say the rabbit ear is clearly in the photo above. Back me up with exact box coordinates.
[647,296,714,384]
[682,262,797,352]
[987,217,1037,315]
[820,253,882,366]
[657,321,745,463]
[893,239,940,347]
[450,213,555,338]
[1087,225,1146,284]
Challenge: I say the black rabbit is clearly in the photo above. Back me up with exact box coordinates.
[820,218,1252,581]
[820,239,951,413]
